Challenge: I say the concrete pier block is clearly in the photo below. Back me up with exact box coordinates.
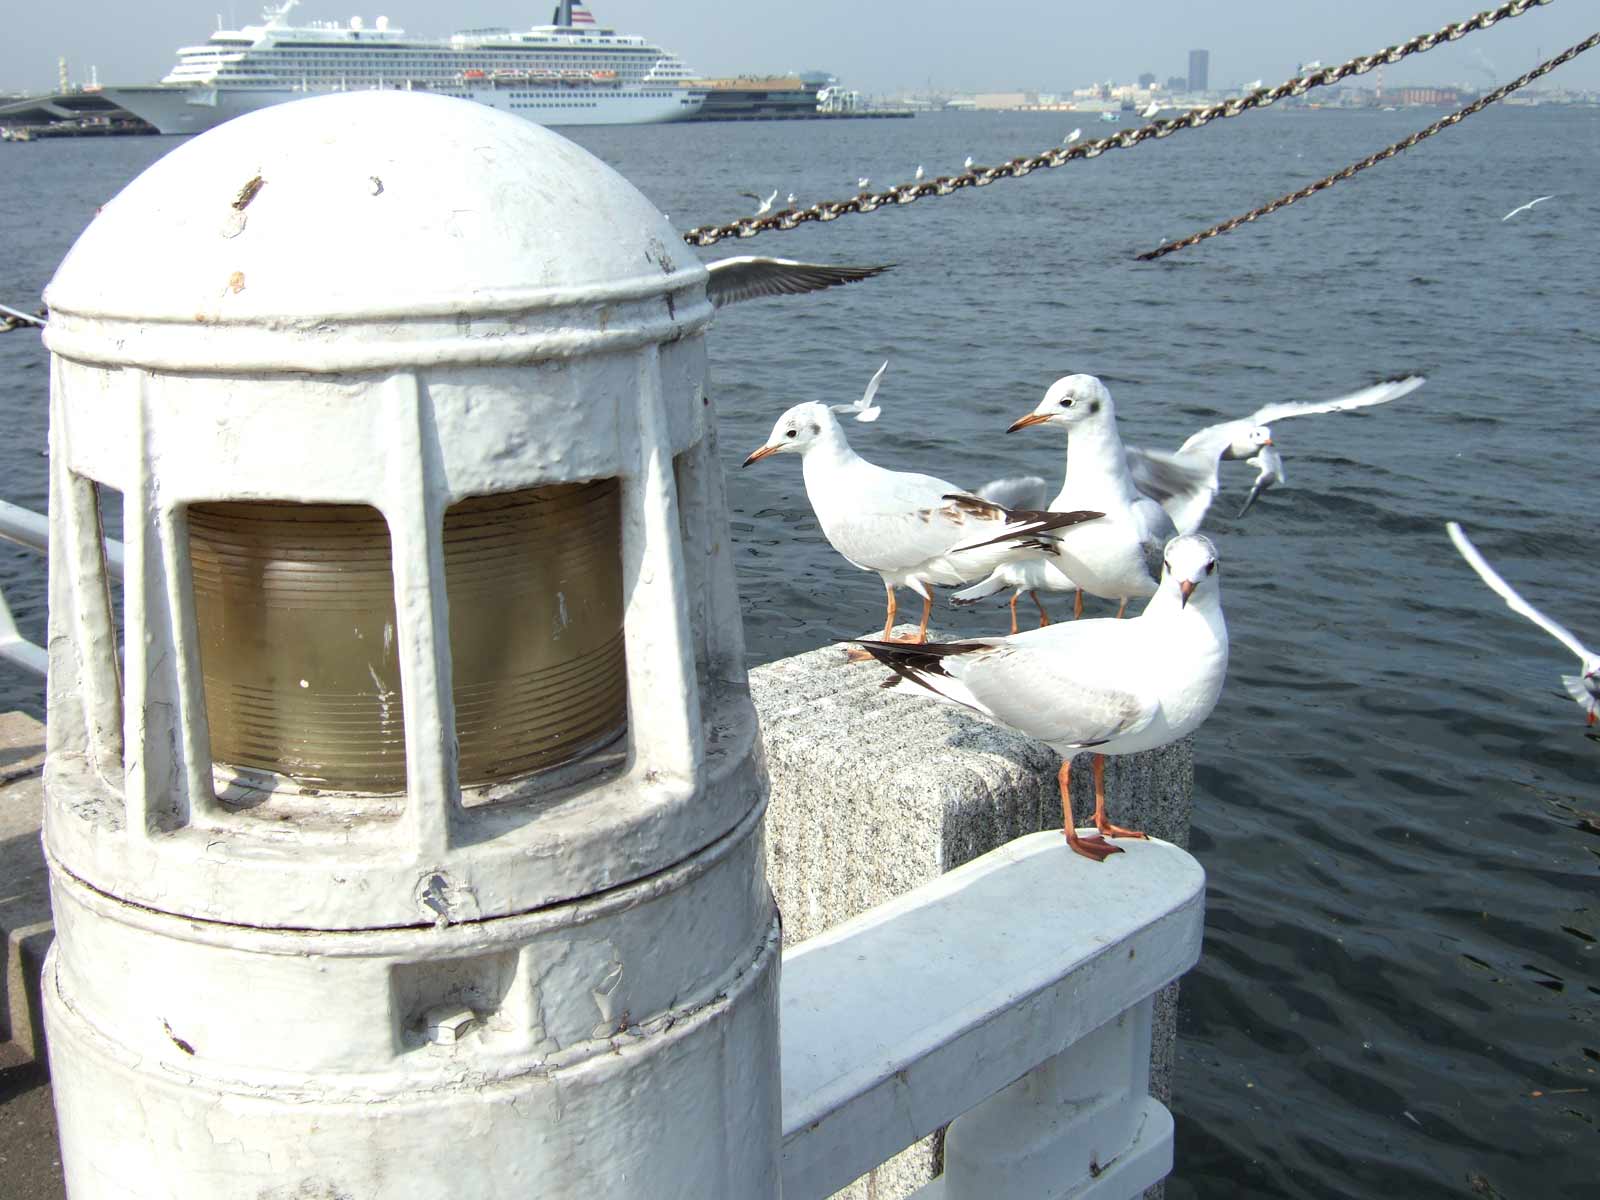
[750,631,1193,1200]
[0,711,49,1064]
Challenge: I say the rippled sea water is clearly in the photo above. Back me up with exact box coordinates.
[2,106,1597,1196]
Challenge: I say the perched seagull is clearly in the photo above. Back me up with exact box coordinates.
[1235,444,1285,517]
[739,188,779,215]
[0,301,46,329]
[964,155,975,170]
[1245,78,1264,91]
[1141,101,1161,118]
[1065,128,1082,144]
[1446,522,1599,730]
[988,375,1178,619]
[1501,195,1554,222]
[1124,376,1426,534]
[914,164,925,181]
[1300,60,1323,73]
[859,533,1229,861]
[742,391,1102,647]
[786,191,797,206]
[704,257,893,308]
[857,176,872,190]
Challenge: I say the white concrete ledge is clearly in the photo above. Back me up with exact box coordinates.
[780,832,1205,1200]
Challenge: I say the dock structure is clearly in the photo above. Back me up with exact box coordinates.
[0,92,155,138]
[1,88,1195,1199]
[686,76,913,121]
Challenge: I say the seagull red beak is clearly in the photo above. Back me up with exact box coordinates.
[1007,412,1052,433]
[742,443,781,467]
[1262,435,1274,447]
[1179,579,1196,607]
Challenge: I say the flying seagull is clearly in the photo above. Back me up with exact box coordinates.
[1065,128,1081,144]
[704,258,893,308]
[1141,101,1161,118]
[1501,195,1554,221]
[1235,445,1285,517]
[738,188,779,215]
[1446,522,1599,730]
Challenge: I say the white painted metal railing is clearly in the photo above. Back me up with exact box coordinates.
[782,831,1203,1199]
[0,498,122,679]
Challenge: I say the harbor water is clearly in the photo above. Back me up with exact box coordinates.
[1,105,1596,1196]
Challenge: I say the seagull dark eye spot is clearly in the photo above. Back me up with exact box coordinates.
[1089,400,1101,415]
[785,429,797,439]
[810,423,820,434]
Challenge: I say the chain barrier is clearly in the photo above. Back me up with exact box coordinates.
[680,0,1554,248]
[1137,30,1600,261]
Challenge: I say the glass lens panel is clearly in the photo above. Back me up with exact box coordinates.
[446,481,625,786]
[190,501,406,793]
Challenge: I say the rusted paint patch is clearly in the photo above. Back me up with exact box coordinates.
[161,1018,195,1056]
[228,271,246,294]
[232,175,265,211]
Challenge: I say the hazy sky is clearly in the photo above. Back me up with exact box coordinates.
[4,1,1597,95]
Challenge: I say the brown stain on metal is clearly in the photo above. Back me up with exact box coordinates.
[228,271,246,293]
[232,175,265,211]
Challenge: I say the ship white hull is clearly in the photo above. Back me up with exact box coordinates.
[102,83,703,135]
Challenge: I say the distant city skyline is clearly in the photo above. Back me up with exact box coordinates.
[3,1,1598,95]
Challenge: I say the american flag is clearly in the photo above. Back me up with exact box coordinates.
[570,2,597,24]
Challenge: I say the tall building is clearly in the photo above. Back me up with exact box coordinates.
[1188,49,1210,93]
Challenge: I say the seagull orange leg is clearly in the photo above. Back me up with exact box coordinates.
[1008,593,1020,636]
[1060,759,1121,862]
[1092,755,1148,840]
[1115,598,1128,619]
[1073,589,1084,620]
[1032,591,1051,627]
[909,593,933,643]
[845,582,897,661]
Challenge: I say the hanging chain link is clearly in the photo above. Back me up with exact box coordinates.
[1138,30,1600,261]
[680,0,1555,248]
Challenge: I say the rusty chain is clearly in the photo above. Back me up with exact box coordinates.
[1138,30,1600,261]
[680,0,1555,248]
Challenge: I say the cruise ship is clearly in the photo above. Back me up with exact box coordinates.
[101,1,706,135]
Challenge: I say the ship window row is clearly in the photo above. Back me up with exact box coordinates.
[509,101,599,109]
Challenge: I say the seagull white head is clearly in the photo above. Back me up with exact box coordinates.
[1160,534,1221,609]
[742,402,840,466]
[1224,424,1274,459]
[1007,374,1114,432]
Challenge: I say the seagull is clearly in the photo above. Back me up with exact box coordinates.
[1065,128,1081,144]
[964,155,974,170]
[914,164,925,181]
[857,176,871,190]
[1301,60,1323,72]
[1446,523,1599,730]
[1141,101,1161,118]
[704,257,894,308]
[858,533,1229,861]
[1501,195,1554,221]
[1245,79,1264,91]
[738,188,779,215]
[742,385,1103,647]
[835,360,888,423]
[786,192,797,206]
[1235,444,1285,517]
[984,375,1178,619]
[1124,376,1426,534]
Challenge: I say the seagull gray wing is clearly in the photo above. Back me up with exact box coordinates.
[976,474,1050,512]
[1126,446,1215,535]
[1248,376,1425,427]
[949,629,1158,749]
[1446,522,1594,663]
[704,257,893,308]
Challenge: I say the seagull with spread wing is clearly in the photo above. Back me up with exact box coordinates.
[1446,522,1599,731]
[1502,195,1554,221]
[1124,376,1426,534]
[738,188,779,215]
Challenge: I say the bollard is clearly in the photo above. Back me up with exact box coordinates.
[38,90,779,1198]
